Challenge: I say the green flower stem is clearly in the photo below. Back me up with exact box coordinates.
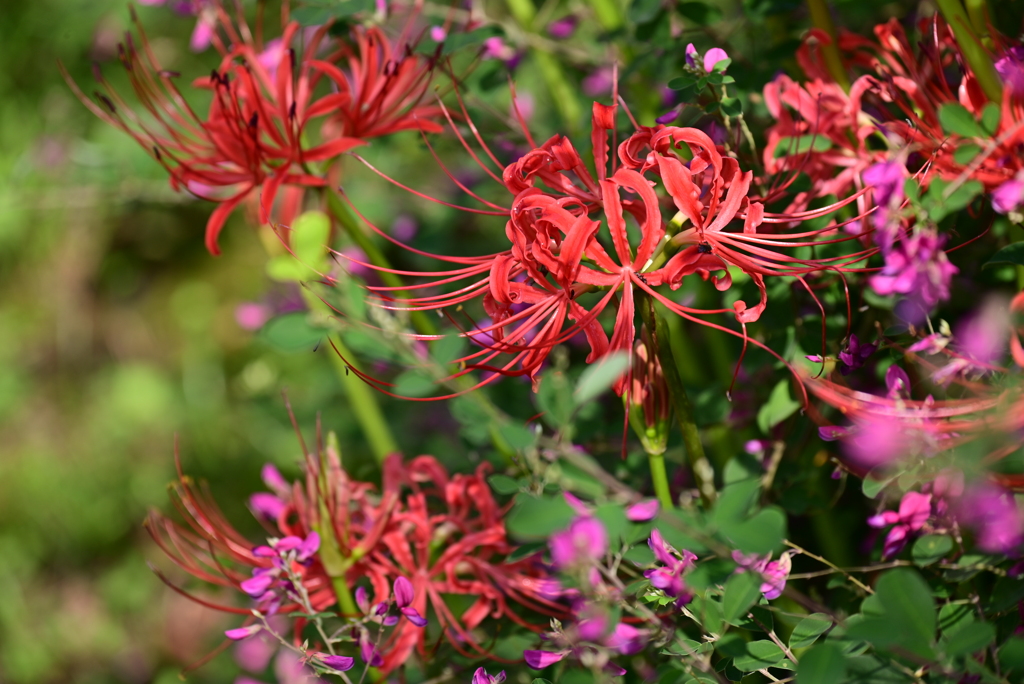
[646,449,674,510]
[324,190,437,337]
[587,0,622,31]
[935,0,1002,102]
[806,0,851,92]
[505,0,582,128]
[963,0,992,47]
[639,297,717,506]
[300,288,400,463]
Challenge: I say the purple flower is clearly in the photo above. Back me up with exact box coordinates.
[225,624,261,640]
[841,414,911,468]
[605,623,646,655]
[863,161,907,242]
[703,47,729,72]
[547,16,578,39]
[731,551,793,600]
[296,532,320,561]
[838,334,877,375]
[524,649,568,669]
[241,571,277,598]
[316,654,355,672]
[261,464,290,495]
[644,529,697,604]
[685,44,730,73]
[583,67,614,97]
[393,576,414,607]
[359,639,383,667]
[870,229,958,311]
[957,484,1024,553]
[626,499,660,521]
[235,303,272,330]
[885,365,911,400]
[473,668,507,684]
[549,516,608,569]
[401,607,428,627]
[992,179,1024,214]
[430,25,447,42]
[250,493,286,521]
[868,491,932,559]
[995,46,1024,94]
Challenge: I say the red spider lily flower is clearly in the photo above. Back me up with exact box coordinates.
[65,3,442,255]
[148,434,562,674]
[761,71,884,214]
[315,24,444,141]
[366,455,568,671]
[348,101,871,397]
[797,17,1024,196]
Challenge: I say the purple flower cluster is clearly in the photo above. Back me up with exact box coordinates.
[645,529,698,606]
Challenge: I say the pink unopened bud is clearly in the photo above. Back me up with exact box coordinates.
[625,499,659,522]
[524,650,568,669]
[316,654,355,671]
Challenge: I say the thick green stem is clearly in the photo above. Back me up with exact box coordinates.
[301,289,400,462]
[647,450,674,510]
[639,298,717,506]
[329,573,359,618]
[935,0,1002,102]
[324,191,437,337]
[806,0,851,92]
[963,0,991,47]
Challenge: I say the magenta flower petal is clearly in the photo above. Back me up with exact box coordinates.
[401,607,428,627]
[524,650,568,669]
[393,576,415,608]
[297,532,320,561]
[250,493,286,520]
[240,573,276,598]
[626,499,660,521]
[703,47,729,73]
[225,625,260,640]
[317,654,355,672]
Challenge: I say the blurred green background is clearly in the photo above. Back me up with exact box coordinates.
[0,0,929,681]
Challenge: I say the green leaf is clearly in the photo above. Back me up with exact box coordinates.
[537,371,574,427]
[291,211,331,270]
[862,469,898,499]
[721,98,743,117]
[734,605,774,632]
[981,103,1001,136]
[677,1,723,24]
[431,333,467,366]
[720,507,786,555]
[938,102,986,138]
[628,0,663,24]
[1000,637,1024,672]
[874,568,936,650]
[713,479,761,524]
[594,502,629,545]
[772,135,833,158]
[506,495,575,541]
[532,679,554,684]
[722,571,762,625]
[789,614,833,649]
[574,352,630,406]
[983,242,1024,269]
[261,312,323,351]
[938,602,974,635]
[757,380,801,433]
[497,421,537,451]
[292,0,375,25]
[688,595,723,635]
[624,544,655,564]
[733,641,786,671]
[796,643,846,684]
[954,143,983,165]
[487,474,520,495]
[712,58,732,73]
[945,621,995,658]
[912,534,952,567]
[393,371,435,398]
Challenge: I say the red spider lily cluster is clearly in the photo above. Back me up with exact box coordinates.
[147,439,564,672]
[350,100,873,400]
[64,1,439,254]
